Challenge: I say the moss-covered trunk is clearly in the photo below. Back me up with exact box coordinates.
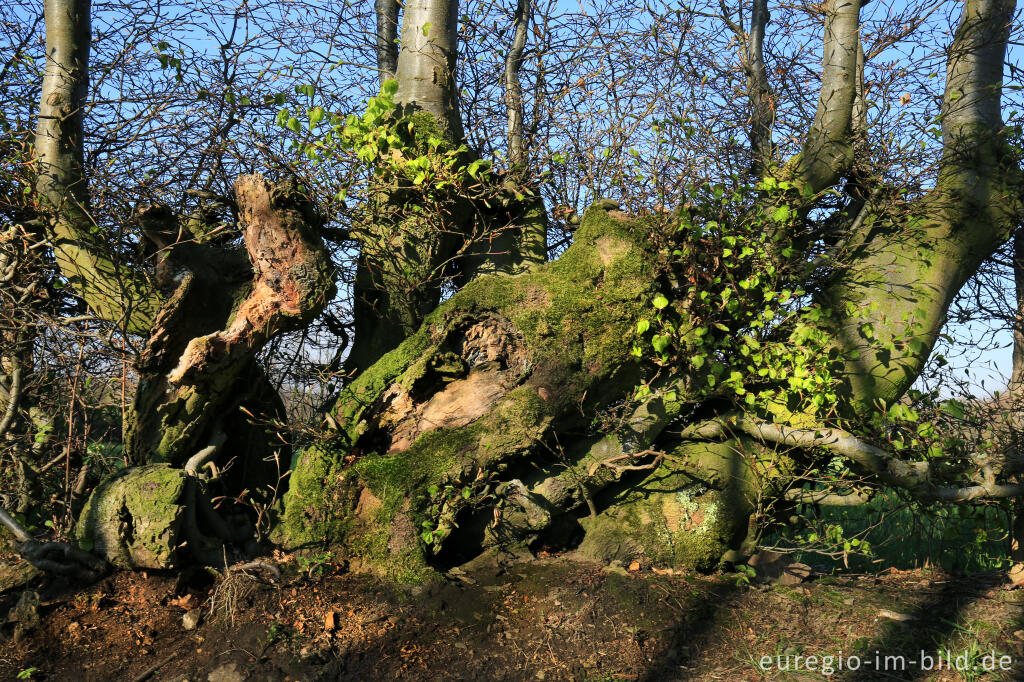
[76,177,335,569]
[272,204,774,581]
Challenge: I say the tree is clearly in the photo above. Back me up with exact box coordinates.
[11,0,1024,580]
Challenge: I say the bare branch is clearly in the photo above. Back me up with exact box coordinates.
[784,487,873,506]
[682,416,1024,503]
[375,0,400,85]
[0,354,22,442]
[790,0,861,193]
[505,0,532,168]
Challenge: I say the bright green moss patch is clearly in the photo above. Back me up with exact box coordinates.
[75,464,189,570]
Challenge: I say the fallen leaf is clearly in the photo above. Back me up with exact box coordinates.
[628,560,640,572]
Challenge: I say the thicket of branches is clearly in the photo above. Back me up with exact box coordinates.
[4,0,1024,569]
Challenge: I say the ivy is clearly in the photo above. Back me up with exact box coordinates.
[632,182,843,421]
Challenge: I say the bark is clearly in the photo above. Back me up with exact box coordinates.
[1011,228,1024,568]
[79,177,336,569]
[786,0,861,194]
[34,0,160,333]
[274,205,763,579]
[268,0,1024,583]
[394,0,463,139]
[721,0,774,176]
[346,0,547,375]
[823,0,1022,415]
[125,176,335,485]
[346,0,470,376]
[375,0,400,85]
[505,0,531,170]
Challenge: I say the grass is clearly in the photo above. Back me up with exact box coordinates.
[767,491,1013,573]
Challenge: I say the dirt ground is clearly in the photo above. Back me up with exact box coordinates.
[3,549,1024,681]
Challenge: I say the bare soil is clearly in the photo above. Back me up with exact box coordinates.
[3,550,1024,681]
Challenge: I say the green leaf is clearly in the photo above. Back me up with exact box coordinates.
[381,79,399,97]
[651,334,671,353]
[286,116,301,133]
[652,294,669,309]
[940,400,965,420]
[422,21,432,36]
[636,319,650,334]
[308,106,325,129]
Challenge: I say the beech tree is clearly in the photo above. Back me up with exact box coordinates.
[8,0,1024,581]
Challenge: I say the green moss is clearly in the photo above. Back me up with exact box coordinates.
[277,204,666,575]
[75,464,189,569]
[577,475,746,572]
[575,440,762,572]
[332,325,434,439]
[270,443,357,550]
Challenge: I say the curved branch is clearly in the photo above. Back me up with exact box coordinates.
[788,0,861,194]
[784,487,873,506]
[34,0,160,333]
[683,416,1024,503]
[0,354,22,442]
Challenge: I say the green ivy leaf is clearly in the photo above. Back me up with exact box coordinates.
[940,400,965,420]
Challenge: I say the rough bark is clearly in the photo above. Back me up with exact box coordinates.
[268,0,1024,583]
[74,176,336,569]
[346,0,547,376]
[125,176,335,480]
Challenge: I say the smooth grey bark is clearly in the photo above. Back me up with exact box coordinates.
[789,0,861,193]
[722,0,774,175]
[394,0,464,139]
[823,0,1021,414]
[941,0,1009,142]
[35,0,90,209]
[375,0,400,85]
[34,0,159,332]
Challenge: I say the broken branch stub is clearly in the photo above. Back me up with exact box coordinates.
[168,176,336,388]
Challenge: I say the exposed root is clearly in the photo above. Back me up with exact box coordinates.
[0,508,108,582]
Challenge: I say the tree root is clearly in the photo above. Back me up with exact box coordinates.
[0,508,108,582]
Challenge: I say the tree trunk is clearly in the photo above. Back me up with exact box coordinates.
[273,205,768,579]
[29,0,340,573]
